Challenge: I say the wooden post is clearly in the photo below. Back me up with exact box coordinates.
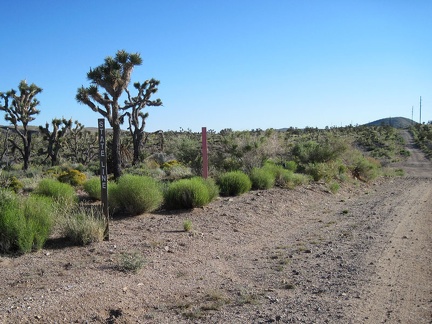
[98,119,109,241]
[202,127,208,179]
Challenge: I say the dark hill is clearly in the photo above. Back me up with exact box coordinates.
[364,117,417,128]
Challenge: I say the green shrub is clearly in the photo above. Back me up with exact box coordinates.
[0,190,21,253]
[292,138,346,165]
[58,169,87,186]
[34,178,77,205]
[337,164,348,178]
[9,163,23,171]
[292,140,321,164]
[117,252,145,273]
[203,177,219,201]
[128,165,166,180]
[351,156,381,182]
[250,167,275,190]
[161,160,181,169]
[110,174,163,215]
[7,176,24,193]
[19,166,44,179]
[164,165,193,180]
[61,207,106,245]
[19,195,54,252]
[107,181,119,210]
[165,177,218,209]
[278,171,310,189]
[144,159,161,169]
[221,157,243,172]
[371,148,392,159]
[0,190,54,254]
[217,171,252,196]
[0,172,24,193]
[71,163,86,172]
[261,161,281,176]
[83,177,121,210]
[45,166,62,177]
[261,163,306,188]
[283,160,298,172]
[329,182,340,194]
[169,136,202,173]
[305,163,324,181]
[304,161,343,182]
[19,174,44,192]
[84,177,102,200]
[183,219,193,232]
[262,162,293,185]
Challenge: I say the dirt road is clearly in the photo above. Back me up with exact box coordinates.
[351,131,432,323]
[0,131,431,323]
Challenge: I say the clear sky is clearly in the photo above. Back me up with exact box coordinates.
[1,0,431,132]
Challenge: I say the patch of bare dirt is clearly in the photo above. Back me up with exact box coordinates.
[1,132,431,323]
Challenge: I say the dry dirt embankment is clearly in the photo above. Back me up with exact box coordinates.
[0,131,431,323]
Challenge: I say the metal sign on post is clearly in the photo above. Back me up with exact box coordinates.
[202,127,208,179]
[98,118,109,240]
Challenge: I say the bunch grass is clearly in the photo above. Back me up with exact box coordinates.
[110,174,163,215]
[217,171,252,196]
[60,206,106,245]
[0,190,54,254]
[164,177,218,209]
[34,178,77,205]
[250,167,275,190]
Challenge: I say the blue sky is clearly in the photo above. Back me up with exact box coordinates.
[1,0,431,132]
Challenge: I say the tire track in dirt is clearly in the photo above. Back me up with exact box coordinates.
[351,179,432,323]
[350,130,432,323]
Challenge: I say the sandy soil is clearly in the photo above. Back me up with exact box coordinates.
[0,131,431,324]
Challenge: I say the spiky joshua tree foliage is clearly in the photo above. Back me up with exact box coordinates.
[76,50,143,179]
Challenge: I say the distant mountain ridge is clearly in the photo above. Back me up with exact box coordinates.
[0,116,418,134]
[275,117,418,132]
[363,117,417,128]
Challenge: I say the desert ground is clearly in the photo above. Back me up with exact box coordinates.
[0,131,431,323]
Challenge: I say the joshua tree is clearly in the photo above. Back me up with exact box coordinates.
[124,79,162,165]
[76,50,143,179]
[0,80,42,170]
[63,121,99,165]
[39,118,73,166]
